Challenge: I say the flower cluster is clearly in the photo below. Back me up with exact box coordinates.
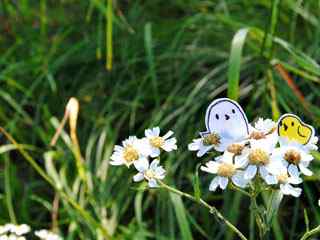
[0,224,61,240]
[189,118,318,197]
[110,127,177,187]
[0,224,30,240]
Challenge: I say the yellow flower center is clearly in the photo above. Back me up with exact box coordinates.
[144,169,155,180]
[249,131,265,140]
[277,173,289,184]
[217,163,236,177]
[284,149,301,165]
[150,136,165,148]
[248,149,269,165]
[227,144,244,155]
[203,133,221,146]
[123,146,139,165]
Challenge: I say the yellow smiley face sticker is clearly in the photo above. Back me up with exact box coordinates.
[277,114,315,145]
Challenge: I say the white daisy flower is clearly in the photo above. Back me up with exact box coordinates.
[271,143,314,177]
[235,140,276,183]
[133,158,166,188]
[188,132,236,157]
[248,118,278,147]
[266,162,302,197]
[144,127,177,157]
[200,152,249,191]
[110,136,148,168]
[35,229,62,240]
[0,224,30,236]
[0,236,26,240]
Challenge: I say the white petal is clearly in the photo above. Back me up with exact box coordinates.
[219,177,229,190]
[133,173,144,182]
[197,145,213,157]
[286,184,302,197]
[150,147,161,158]
[259,166,268,178]
[162,138,177,152]
[201,161,219,174]
[234,155,248,168]
[133,157,149,172]
[150,159,159,170]
[148,179,158,188]
[188,139,201,151]
[232,171,248,188]
[288,164,300,178]
[299,163,313,176]
[264,174,278,185]
[163,130,174,139]
[288,176,302,185]
[145,129,154,138]
[153,127,160,136]
[244,165,257,180]
[209,177,220,191]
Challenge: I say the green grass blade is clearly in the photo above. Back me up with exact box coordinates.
[170,192,193,240]
[227,28,249,100]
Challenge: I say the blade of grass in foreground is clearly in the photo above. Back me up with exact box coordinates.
[227,28,250,101]
[170,192,193,240]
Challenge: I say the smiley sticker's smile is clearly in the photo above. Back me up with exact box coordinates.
[297,126,306,138]
[277,114,314,145]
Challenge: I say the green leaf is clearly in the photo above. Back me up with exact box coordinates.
[227,28,250,100]
[170,192,193,240]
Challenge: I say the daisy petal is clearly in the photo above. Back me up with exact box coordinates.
[288,164,299,178]
[219,177,229,190]
[299,164,313,176]
[209,177,220,191]
[244,165,257,180]
[133,173,144,182]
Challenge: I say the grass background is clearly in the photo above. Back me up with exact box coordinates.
[0,0,320,239]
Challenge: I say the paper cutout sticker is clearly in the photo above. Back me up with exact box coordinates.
[201,98,249,141]
[277,113,315,145]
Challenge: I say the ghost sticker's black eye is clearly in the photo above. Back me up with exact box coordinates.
[232,109,236,114]
[215,114,219,120]
[291,122,294,126]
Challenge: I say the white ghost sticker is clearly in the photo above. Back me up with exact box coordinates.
[201,98,249,143]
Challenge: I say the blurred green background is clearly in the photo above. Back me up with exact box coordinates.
[0,0,319,239]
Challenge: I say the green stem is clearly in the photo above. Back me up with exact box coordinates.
[300,225,320,240]
[251,194,265,240]
[4,154,17,223]
[158,181,248,240]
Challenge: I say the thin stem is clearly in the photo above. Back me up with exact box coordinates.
[4,154,17,223]
[300,225,320,240]
[158,181,248,240]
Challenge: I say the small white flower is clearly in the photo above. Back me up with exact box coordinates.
[0,224,30,236]
[271,143,314,177]
[267,162,302,197]
[254,118,276,134]
[110,136,148,168]
[235,140,276,183]
[35,229,62,240]
[144,127,177,157]
[248,118,278,147]
[201,152,249,191]
[188,132,235,157]
[133,159,166,188]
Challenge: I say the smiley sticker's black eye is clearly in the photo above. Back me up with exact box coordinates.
[232,109,236,114]
[291,122,294,126]
[279,121,283,126]
[215,114,219,120]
